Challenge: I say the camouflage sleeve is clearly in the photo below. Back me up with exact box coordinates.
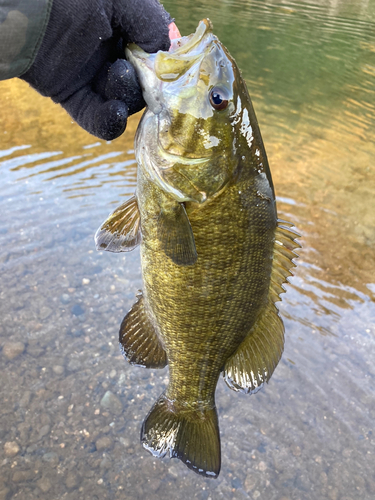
[0,0,52,80]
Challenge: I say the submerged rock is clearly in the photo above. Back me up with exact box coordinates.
[42,451,59,467]
[4,441,20,457]
[100,391,123,415]
[36,477,52,493]
[71,304,85,316]
[2,341,25,360]
[95,436,113,451]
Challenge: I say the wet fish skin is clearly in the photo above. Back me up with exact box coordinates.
[96,19,299,478]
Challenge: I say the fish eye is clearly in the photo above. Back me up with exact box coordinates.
[209,88,229,111]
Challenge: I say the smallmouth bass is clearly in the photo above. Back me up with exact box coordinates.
[96,20,299,478]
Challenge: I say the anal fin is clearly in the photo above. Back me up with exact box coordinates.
[120,293,167,368]
[95,195,141,252]
[158,202,198,266]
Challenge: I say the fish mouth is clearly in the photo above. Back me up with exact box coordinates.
[127,18,213,58]
[126,20,216,162]
[125,19,214,86]
[128,20,217,202]
[168,19,213,56]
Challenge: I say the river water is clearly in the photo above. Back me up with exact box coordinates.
[0,1,374,499]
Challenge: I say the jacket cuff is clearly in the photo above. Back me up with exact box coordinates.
[0,0,53,80]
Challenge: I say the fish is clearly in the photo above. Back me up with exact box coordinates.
[95,19,299,478]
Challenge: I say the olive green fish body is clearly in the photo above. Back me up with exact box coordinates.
[138,160,276,406]
[95,19,299,478]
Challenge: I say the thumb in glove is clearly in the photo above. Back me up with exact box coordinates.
[21,0,173,140]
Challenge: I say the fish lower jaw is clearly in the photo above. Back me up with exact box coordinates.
[157,112,211,162]
[157,139,211,165]
[145,150,208,203]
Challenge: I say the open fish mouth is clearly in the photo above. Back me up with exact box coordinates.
[126,20,220,163]
[168,19,213,56]
[127,19,232,202]
[154,18,214,81]
[125,19,215,86]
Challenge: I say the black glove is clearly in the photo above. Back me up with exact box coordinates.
[21,0,171,140]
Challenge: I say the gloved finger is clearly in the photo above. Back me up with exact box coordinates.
[117,0,172,53]
[105,59,145,115]
[60,86,128,141]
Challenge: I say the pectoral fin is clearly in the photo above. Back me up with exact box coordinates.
[95,195,141,252]
[158,203,198,266]
[120,292,167,368]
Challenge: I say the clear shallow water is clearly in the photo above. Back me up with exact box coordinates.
[0,0,374,499]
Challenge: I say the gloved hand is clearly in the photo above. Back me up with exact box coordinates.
[21,0,172,140]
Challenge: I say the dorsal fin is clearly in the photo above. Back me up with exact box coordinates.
[223,299,284,393]
[270,220,300,301]
[95,195,141,252]
[223,220,300,394]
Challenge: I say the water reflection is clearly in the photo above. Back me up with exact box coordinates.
[0,0,375,498]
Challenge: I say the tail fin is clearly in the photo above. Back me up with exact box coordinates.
[141,393,221,478]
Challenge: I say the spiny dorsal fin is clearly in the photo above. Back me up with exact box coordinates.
[120,293,167,368]
[223,219,300,394]
[95,195,141,252]
[271,220,300,301]
[158,202,198,266]
[141,393,221,478]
